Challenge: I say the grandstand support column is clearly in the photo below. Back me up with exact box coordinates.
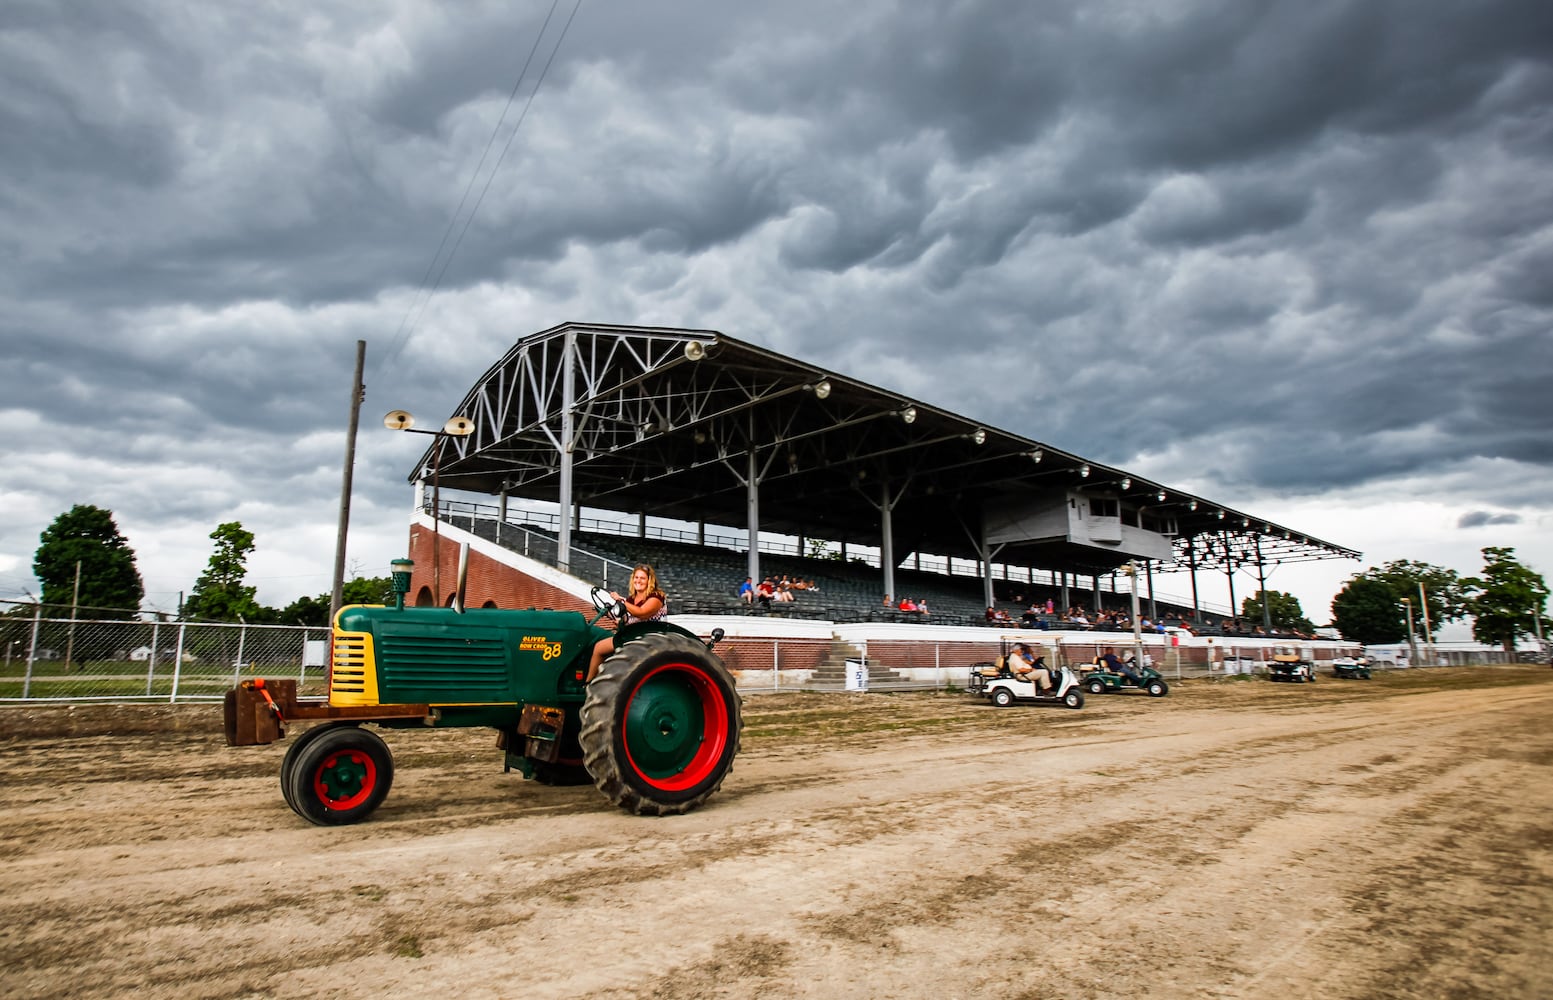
[1222,532,1237,625]
[980,527,995,609]
[872,483,905,604]
[1146,560,1158,620]
[1188,543,1201,617]
[880,485,896,604]
[1254,536,1272,631]
[557,328,577,571]
[746,448,761,584]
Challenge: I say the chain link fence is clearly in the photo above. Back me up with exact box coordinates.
[0,602,327,703]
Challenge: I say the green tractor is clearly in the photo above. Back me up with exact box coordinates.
[224,562,742,825]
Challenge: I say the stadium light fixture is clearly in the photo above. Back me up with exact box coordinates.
[384,408,474,603]
[1079,464,1090,478]
[969,428,987,445]
[1029,449,1043,464]
[900,406,918,424]
[1120,477,1132,490]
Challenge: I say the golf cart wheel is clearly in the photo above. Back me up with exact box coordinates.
[1063,690,1084,709]
[286,725,394,826]
[580,632,743,816]
[1086,678,1106,695]
[1146,679,1168,697]
[991,687,1016,707]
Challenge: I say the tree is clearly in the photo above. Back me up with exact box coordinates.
[342,576,393,606]
[183,522,262,622]
[32,505,144,616]
[1361,560,1469,636]
[275,577,392,626]
[1331,576,1406,645]
[1465,547,1549,658]
[1241,590,1315,634]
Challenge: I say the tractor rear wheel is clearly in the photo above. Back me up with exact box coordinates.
[580,632,743,815]
[286,725,394,826]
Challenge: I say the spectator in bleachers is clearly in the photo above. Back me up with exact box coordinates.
[775,581,795,603]
[898,597,917,612]
[756,578,775,610]
[738,577,754,604]
[916,598,930,616]
[588,565,667,682]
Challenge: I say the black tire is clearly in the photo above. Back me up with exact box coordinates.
[1147,679,1168,697]
[992,687,1016,707]
[580,632,743,816]
[286,725,394,826]
[1064,690,1084,709]
[1087,678,1106,695]
[279,722,357,813]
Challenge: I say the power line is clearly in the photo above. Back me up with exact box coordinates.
[374,0,586,384]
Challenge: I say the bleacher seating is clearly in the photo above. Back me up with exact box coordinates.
[463,515,1212,628]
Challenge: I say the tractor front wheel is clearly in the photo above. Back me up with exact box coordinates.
[280,722,358,814]
[286,725,394,826]
[580,632,743,815]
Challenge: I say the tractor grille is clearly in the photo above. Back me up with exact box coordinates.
[376,629,509,700]
[330,631,375,704]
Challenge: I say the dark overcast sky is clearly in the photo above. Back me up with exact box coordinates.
[2,0,1550,628]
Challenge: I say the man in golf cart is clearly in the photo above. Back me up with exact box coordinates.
[1008,642,1054,694]
[1098,646,1143,685]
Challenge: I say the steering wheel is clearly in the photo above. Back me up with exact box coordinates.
[589,586,628,625]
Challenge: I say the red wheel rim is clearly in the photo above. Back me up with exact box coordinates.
[312,749,378,811]
[621,662,731,792]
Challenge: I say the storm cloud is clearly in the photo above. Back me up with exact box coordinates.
[2,0,1550,619]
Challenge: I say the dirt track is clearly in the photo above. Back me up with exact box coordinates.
[2,667,1551,1000]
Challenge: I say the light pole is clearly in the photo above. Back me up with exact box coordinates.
[384,410,473,606]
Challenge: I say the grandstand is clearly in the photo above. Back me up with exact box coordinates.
[395,323,1361,685]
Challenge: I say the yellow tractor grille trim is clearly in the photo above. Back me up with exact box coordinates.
[330,630,379,706]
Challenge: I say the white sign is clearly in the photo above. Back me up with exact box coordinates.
[303,640,329,668]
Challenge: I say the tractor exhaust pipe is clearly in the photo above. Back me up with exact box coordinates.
[453,542,469,613]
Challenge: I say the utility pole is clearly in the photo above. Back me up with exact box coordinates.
[1402,596,1418,667]
[331,340,367,622]
[1418,582,1434,666]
